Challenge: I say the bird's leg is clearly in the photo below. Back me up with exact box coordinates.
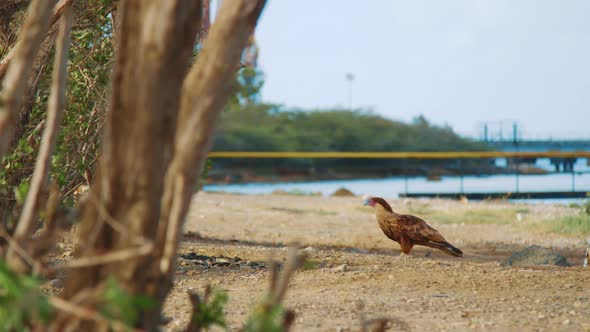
[398,252,408,266]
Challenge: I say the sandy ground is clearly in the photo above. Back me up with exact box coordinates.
[162,193,590,332]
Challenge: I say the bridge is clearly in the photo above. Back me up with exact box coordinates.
[207,151,590,200]
[478,121,590,152]
[482,139,590,173]
[485,139,590,152]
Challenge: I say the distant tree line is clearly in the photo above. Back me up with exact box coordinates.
[211,103,496,177]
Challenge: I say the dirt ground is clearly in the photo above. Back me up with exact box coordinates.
[162,192,590,332]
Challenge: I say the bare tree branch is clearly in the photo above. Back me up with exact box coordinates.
[0,226,39,271]
[49,296,144,332]
[50,0,76,26]
[268,246,306,307]
[0,0,76,81]
[50,241,154,271]
[158,0,267,276]
[0,0,54,156]
[9,3,73,270]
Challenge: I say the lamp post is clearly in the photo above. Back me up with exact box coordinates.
[345,73,354,110]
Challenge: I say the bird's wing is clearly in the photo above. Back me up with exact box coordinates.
[396,214,447,244]
[379,213,402,242]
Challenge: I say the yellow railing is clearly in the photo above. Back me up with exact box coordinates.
[207,151,590,159]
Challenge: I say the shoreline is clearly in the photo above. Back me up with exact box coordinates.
[205,165,548,185]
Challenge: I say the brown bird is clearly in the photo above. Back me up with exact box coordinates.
[364,196,463,264]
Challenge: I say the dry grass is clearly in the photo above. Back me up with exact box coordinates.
[269,207,337,216]
[535,213,590,237]
[431,208,520,225]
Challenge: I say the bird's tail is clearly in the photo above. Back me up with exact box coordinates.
[431,242,463,257]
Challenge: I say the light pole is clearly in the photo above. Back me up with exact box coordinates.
[345,73,354,110]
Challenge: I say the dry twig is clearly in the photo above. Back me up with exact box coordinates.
[358,300,409,332]
[49,241,154,271]
[49,296,144,332]
[268,246,306,307]
[584,240,589,267]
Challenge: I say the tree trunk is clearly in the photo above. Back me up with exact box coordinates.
[55,0,266,330]
[62,0,203,309]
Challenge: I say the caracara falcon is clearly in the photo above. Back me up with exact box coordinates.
[364,196,463,264]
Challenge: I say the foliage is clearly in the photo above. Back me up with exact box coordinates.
[541,213,590,237]
[0,1,116,214]
[0,0,263,210]
[191,288,229,329]
[244,303,286,332]
[99,276,156,328]
[212,104,492,173]
[215,104,486,153]
[0,260,52,331]
[0,265,158,331]
[231,66,264,106]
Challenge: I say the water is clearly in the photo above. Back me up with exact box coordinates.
[204,172,590,204]
[203,158,590,204]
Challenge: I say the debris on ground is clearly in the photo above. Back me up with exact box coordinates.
[504,245,570,267]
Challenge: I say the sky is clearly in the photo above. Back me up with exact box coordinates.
[247,0,590,139]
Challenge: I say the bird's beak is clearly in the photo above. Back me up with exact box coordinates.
[363,199,370,206]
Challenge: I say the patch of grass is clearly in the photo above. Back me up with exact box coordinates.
[314,209,337,216]
[354,206,373,213]
[270,207,305,214]
[536,214,590,237]
[358,204,522,225]
[269,207,336,216]
[406,202,434,216]
[431,208,517,225]
[301,260,321,270]
[271,189,322,196]
[204,190,245,195]
[569,202,581,209]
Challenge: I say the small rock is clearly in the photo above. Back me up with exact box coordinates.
[302,246,315,253]
[503,245,570,267]
[563,319,571,325]
[331,264,348,272]
[193,259,209,266]
[331,187,355,197]
[49,279,64,289]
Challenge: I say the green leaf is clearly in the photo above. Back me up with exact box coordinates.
[13,181,30,205]
[191,289,228,329]
[0,260,53,330]
[99,276,156,328]
[244,304,285,332]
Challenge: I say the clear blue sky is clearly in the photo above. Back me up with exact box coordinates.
[250,1,590,139]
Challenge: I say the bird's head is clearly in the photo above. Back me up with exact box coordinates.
[363,195,393,212]
[363,195,376,207]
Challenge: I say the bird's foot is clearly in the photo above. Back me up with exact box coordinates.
[397,253,412,266]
